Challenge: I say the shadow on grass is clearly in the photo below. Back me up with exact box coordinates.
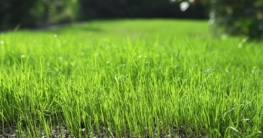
[33,22,104,34]
[0,22,104,34]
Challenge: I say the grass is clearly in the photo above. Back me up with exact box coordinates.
[0,19,263,137]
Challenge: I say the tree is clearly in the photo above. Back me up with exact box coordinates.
[210,0,263,40]
[175,0,263,40]
[0,0,78,30]
[0,0,38,29]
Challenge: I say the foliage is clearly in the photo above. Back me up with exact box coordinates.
[0,0,78,30]
[210,0,263,40]
[175,0,263,40]
[33,0,78,24]
[0,0,38,29]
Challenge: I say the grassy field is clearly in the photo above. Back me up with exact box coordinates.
[0,19,263,137]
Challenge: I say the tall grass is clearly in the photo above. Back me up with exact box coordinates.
[0,19,263,137]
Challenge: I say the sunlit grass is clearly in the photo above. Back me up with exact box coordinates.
[0,19,263,137]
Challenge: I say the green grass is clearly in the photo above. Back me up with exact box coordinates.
[0,19,263,137]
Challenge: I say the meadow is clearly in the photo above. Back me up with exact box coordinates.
[0,19,263,137]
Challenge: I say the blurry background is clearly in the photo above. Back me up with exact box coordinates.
[0,0,263,39]
[0,0,208,29]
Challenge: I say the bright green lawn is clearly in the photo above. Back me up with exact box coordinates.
[0,19,263,137]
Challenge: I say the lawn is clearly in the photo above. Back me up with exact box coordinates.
[0,19,263,137]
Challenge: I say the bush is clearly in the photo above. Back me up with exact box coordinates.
[0,0,38,29]
[209,0,263,40]
[0,0,78,30]
[33,0,78,24]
